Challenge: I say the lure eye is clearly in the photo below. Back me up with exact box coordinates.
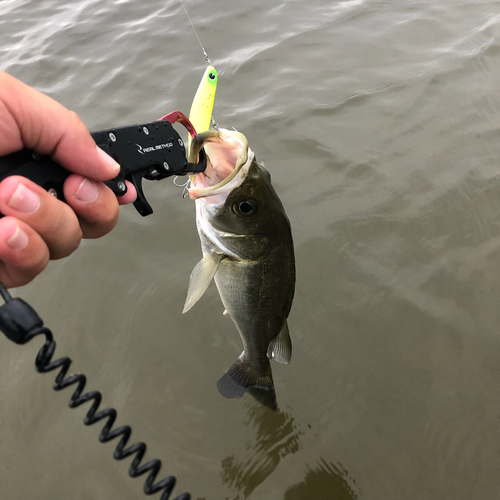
[234,199,258,217]
[209,72,216,81]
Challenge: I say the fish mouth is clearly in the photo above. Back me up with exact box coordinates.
[188,129,254,203]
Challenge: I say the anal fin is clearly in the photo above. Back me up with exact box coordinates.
[267,320,292,364]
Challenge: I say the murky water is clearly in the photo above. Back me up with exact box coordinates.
[2,0,500,498]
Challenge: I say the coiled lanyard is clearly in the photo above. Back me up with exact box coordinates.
[0,283,192,500]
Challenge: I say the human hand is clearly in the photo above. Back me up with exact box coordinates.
[0,72,137,288]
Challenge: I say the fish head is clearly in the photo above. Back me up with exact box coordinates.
[188,129,290,244]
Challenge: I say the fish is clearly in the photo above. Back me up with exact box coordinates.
[182,128,295,411]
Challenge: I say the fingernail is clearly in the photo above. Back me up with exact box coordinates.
[8,184,40,214]
[96,146,120,175]
[6,224,29,250]
[74,178,99,203]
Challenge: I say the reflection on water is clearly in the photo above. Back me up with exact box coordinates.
[285,459,358,500]
[220,400,303,497]
[218,398,359,500]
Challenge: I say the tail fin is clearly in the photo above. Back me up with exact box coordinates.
[217,357,277,411]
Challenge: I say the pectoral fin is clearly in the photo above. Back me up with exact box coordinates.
[183,253,223,313]
[267,321,292,364]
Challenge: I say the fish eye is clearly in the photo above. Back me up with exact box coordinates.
[209,72,216,81]
[234,199,258,217]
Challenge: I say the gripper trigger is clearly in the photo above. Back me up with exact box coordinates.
[130,173,153,217]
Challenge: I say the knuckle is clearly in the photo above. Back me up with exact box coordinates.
[0,246,50,288]
[101,202,120,230]
[49,224,82,260]
[79,191,120,239]
[15,251,49,275]
[67,109,85,131]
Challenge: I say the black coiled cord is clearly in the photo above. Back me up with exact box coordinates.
[0,284,191,500]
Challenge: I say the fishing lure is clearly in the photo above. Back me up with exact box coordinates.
[188,65,218,151]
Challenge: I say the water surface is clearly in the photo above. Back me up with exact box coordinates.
[1,0,500,499]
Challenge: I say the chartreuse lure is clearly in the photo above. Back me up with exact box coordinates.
[188,65,218,152]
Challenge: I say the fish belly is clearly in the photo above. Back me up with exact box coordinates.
[214,257,285,370]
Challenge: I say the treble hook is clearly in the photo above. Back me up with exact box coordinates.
[173,176,191,198]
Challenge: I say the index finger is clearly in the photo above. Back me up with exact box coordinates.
[0,72,120,181]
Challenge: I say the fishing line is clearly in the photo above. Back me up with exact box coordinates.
[177,0,218,128]
[175,0,220,196]
[178,0,211,65]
